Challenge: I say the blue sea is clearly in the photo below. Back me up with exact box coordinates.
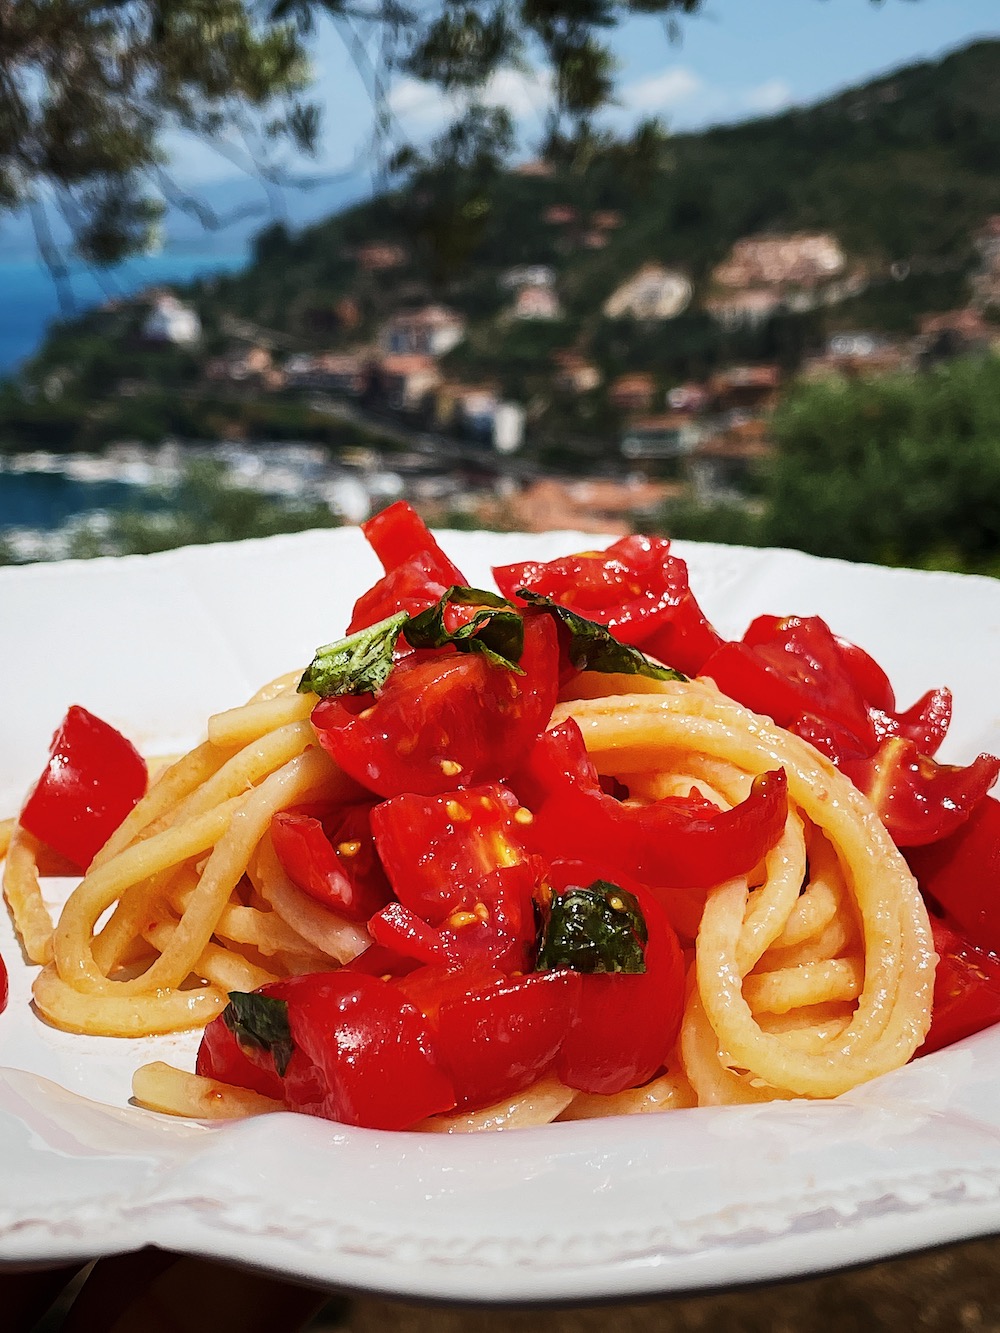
[0,251,246,377]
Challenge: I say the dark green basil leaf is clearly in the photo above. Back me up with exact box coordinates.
[518,590,686,681]
[536,880,648,975]
[222,991,294,1077]
[403,585,525,672]
[298,611,408,697]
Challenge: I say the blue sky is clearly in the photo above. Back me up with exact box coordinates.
[168,0,999,185]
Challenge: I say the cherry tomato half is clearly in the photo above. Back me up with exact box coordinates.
[19,705,148,870]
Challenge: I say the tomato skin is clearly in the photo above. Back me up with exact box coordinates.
[431,969,581,1110]
[196,1007,288,1100]
[270,803,391,921]
[19,705,148,870]
[348,502,467,632]
[843,739,1000,849]
[311,614,559,798]
[515,720,788,891]
[371,783,523,924]
[543,862,686,1096]
[362,501,465,588]
[705,617,877,763]
[284,971,456,1129]
[0,954,7,1015]
[908,795,1000,954]
[369,863,538,973]
[918,916,1000,1056]
[494,535,722,675]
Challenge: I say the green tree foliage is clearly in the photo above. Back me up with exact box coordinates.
[3,2,314,265]
[3,0,705,270]
[763,356,1000,575]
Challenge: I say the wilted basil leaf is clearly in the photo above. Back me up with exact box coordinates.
[536,880,648,974]
[518,590,685,680]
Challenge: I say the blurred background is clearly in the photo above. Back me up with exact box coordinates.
[4,1,1000,1328]
[1,0,998,573]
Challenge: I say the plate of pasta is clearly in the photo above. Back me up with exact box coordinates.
[4,511,1000,1303]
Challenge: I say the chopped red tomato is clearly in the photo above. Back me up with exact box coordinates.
[371,783,524,923]
[284,971,456,1129]
[0,954,7,1015]
[270,802,391,921]
[19,705,148,870]
[543,861,686,1096]
[703,617,877,763]
[843,739,1000,849]
[918,916,1000,1056]
[348,501,467,632]
[426,968,581,1110]
[908,795,1000,954]
[368,862,538,972]
[515,720,788,890]
[311,614,559,797]
[196,1001,288,1101]
[494,535,723,675]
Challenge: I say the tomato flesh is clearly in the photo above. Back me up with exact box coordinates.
[515,719,788,891]
[918,916,1000,1056]
[270,802,391,921]
[19,705,148,870]
[430,968,581,1110]
[284,971,456,1129]
[371,783,524,923]
[348,501,467,632]
[311,615,559,797]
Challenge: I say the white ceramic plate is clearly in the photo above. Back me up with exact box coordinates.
[3,527,1000,1302]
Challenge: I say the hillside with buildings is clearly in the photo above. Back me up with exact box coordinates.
[3,38,1000,533]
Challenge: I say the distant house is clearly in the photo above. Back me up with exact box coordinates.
[356,242,407,272]
[918,308,996,363]
[142,293,201,345]
[620,413,702,463]
[503,476,676,536]
[514,159,554,178]
[712,233,846,290]
[434,382,525,452]
[603,265,692,320]
[706,231,864,325]
[500,265,555,290]
[285,351,370,395]
[708,365,781,415]
[206,345,282,389]
[552,352,602,394]
[690,418,772,502]
[971,220,1000,309]
[544,204,577,226]
[801,332,910,381]
[592,210,623,231]
[609,372,656,413]
[513,284,561,320]
[667,382,709,413]
[581,231,608,250]
[379,306,465,357]
[703,288,783,329]
[378,354,440,411]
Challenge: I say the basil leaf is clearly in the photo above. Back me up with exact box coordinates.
[536,880,648,975]
[517,590,686,681]
[403,586,525,672]
[222,991,294,1077]
[298,611,409,697]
